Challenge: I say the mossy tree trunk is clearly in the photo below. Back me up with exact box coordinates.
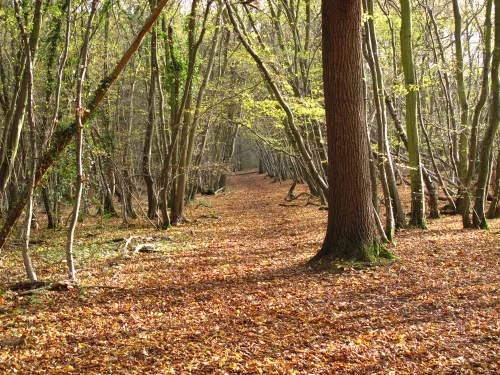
[463,0,493,227]
[400,0,427,228]
[473,0,500,229]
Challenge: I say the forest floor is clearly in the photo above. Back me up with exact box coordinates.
[1,170,500,374]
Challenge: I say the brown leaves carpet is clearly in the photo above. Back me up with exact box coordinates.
[1,171,499,374]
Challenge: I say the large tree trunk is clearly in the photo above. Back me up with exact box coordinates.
[312,0,382,262]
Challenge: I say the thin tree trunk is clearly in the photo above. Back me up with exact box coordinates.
[160,0,210,228]
[463,0,493,227]
[225,0,328,197]
[452,0,470,214]
[173,6,223,222]
[417,92,440,218]
[14,1,38,281]
[66,1,98,280]
[143,16,159,220]
[363,2,395,239]
[487,147,500,218]
[473,0,500,229]
[400,0,427,228]
[123,79,138,220]
[0,0,42,191]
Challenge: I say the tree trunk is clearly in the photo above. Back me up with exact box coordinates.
[225,0,328,197]
[0,0,42,192]
[487,147,500,218]
[143,19,159,221]
[66,0,98,280]
[473,0,500,229]
[363,3,395,239]
[312,0,383,262]
[14,4,38,281]
[400,0,427,228]
[463,0,493,227]
[452,0,470,214]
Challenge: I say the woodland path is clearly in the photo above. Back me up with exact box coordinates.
[1,170,500,374]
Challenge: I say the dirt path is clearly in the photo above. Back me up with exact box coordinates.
[1,171,499,374]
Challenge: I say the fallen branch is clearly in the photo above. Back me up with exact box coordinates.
[11,281,125,295]
[285,181,297,201]
[133,243,162,254]
[0,336,26,347]
[281,192,321,207]
[236,170,259,175]
[193,202,211,209]
[199,214,221,220]
[279,203,303,207]
[9,280,50,291]
[78,284,125,290]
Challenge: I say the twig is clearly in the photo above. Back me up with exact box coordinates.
[193,202,211,209]
[120,236,134,251]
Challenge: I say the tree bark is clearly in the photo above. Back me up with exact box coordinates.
[400,0,427,228]
[463,0,493,227]
[14,1,38,281]
[0,0,43,192]
[66,0,98,280]
[143,15,159,220]
[452,0,470,215]
[312,0,382,262]
[473,0,500,229]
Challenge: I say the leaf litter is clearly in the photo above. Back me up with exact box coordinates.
[0,171,499,374]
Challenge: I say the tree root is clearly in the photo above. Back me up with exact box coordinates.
[280,192,322,207]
